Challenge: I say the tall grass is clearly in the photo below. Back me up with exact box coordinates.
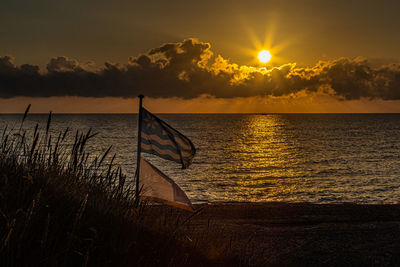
[0,110,236,266]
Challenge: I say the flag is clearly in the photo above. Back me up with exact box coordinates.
[139,158,194,212]
[140,107,196,169]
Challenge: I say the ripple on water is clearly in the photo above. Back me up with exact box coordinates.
[1,113,400,204]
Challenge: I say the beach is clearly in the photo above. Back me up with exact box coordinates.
[148,202,400,266]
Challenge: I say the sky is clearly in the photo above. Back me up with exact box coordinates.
[1,0,400,113]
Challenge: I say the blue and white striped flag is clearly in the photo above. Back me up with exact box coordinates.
[140,107,196,168]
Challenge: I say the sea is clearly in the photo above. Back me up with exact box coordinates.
[1,113,400,204]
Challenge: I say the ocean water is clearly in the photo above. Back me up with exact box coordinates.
[1,113,400,204]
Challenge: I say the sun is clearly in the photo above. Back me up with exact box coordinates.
[240,25,290,66]
[258,50,271,63]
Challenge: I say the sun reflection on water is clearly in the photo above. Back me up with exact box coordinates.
[220,114,301,202]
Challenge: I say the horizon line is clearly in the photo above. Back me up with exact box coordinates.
[1,112,400,115]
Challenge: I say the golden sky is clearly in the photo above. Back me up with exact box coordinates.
[1,0,400,113]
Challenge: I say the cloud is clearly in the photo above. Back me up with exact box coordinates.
[1,38,400,100]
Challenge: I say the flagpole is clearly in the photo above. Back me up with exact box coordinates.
[135,94,144,201]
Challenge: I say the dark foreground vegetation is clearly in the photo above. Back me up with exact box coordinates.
[0,108,237,266]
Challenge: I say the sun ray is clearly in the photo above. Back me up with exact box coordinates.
[237,16,294,68]
[263,21,276,50]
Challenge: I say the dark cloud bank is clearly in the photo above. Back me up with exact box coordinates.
[1,39,399,100]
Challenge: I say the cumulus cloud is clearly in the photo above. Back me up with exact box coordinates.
[0,38,399,100]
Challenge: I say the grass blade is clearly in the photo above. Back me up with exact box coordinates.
[46,111,52,136]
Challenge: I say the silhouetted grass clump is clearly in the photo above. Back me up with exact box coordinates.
[0,107,236,266]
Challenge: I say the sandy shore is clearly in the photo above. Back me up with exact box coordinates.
[150,202,400,266]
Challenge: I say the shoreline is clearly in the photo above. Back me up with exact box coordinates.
[149,202,400,266]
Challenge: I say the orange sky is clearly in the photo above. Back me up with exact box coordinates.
[1,95,400,114]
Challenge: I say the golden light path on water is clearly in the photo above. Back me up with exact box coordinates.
[2,114,400,204]
[219,115,299,202]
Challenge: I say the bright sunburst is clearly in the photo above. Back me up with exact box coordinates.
[258,50,271,63]
[239,21,291,66]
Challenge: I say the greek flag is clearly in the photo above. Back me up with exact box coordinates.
[141,107,196,168]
